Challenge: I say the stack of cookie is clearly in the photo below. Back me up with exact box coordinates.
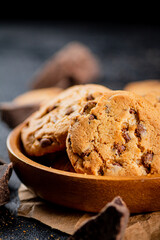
[21,83,160,177]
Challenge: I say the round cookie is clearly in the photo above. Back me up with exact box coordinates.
[21,84,110,156]
[124,79,160,96]
[67,91,160,177]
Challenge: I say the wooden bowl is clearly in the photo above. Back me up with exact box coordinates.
[7,123,160,213]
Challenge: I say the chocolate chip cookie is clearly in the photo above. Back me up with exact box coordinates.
[21,84,110,156]
[67,91,160,176]
[143,91,160,112]
[124,79,160,96]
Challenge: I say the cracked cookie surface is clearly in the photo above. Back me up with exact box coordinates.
[67,91,160,176]
[21,84,110,156]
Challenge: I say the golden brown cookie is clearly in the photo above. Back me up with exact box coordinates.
[21,84,110,156]
[67,91,160,176]
[14,87,62,105]
[124,79,160,96]
[143,91,160,112]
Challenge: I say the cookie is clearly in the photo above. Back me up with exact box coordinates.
[143,91,160,112]
[14,87,62,105]
[21,84,110,156]
[124,79,160,96]
[66,91,160,176]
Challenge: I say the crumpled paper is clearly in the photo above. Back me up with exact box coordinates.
[18,184,93,235]
[18,184,160,239]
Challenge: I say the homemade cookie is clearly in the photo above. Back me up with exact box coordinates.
[67,91,160,176]
[143,91,160,112]
[124,79,160,96]
[21,84,110,156]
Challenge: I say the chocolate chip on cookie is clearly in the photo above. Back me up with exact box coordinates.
[114,143,126,156]
[141,151,154,169]
[135,123,146,139]
[67,90,160,176]
[40,138,52,148]
[21,84,110,156]
[83,102,97,114]
[86,94,95,101]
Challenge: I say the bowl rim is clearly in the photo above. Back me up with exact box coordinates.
[7,123,160,181]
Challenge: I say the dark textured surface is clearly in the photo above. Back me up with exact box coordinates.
[0,22,160,239]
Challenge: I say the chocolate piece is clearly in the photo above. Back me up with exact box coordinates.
[122,130,131,143]
[31,42,100,89]
[68,196,129,240]
[98,167,104,176]
[40,138,52,148]
[114,143,126,155]
[0,102,39,128]
[141,151,154,169]
[0,159,13,206]
[135,123,146,138]
[137,144,145,152]
[83,102,97,114]
[86,94,95,101]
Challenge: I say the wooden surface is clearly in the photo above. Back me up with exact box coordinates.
[7,123,160,214]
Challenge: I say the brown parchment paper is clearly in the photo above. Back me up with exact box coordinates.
[18,184,160,239]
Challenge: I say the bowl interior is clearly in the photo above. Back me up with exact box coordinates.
[7,123,160,181]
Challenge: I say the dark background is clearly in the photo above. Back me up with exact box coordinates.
[0,18,160,239]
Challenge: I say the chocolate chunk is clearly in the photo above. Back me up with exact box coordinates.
[122,130,131,143]
[83,102,97,114]
[137,144,145,152]
[86,94,95,101]
[65,107,74,115]
[68,196,129,240]
[89,114,97,120]
[135,123,146,139]
[114,143,126,155]
[98,167,104,176]
[40,138,52,148]
[141,151,154,169]
[0,159,13,206]
[31,42,100,89]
